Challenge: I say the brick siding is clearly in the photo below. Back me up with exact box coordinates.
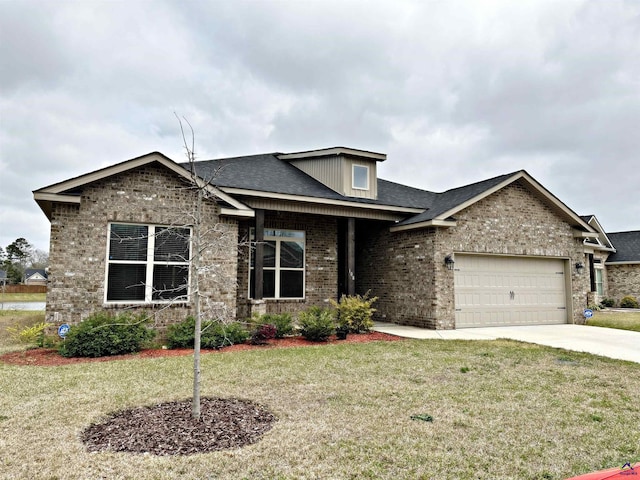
[45,164,238,332]
[606,264,640,305]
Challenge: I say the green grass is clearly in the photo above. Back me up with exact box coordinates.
[0,292,46,302]
[1,339,639,479]
[587,310,640,332]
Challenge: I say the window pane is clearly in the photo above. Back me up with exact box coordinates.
[153,265,189,300]
[263,241,276,267]
[110,224,148,261]
[280,241,304,268]
[154,227,190,262]
[353,165,369,189]
[280,270,303,298]
[107,264,146,301]
[263,270,276,298]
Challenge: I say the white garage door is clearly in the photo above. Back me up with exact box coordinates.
[454,255,568,328]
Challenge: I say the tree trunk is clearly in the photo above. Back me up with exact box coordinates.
[191,184,203,419]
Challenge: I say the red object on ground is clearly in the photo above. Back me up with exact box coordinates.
[565,463,640,479]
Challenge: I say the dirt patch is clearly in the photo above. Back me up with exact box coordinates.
[0,331,402,366]
[82,397,276,456]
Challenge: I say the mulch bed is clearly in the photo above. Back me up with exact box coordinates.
[0,331,402,367]
[82,397,277,456]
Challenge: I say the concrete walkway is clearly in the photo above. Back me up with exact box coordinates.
[373,322,640,364]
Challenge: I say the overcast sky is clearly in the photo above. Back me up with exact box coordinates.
[1,0,639,252]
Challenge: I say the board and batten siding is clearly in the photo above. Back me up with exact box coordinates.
[290,155,378,199]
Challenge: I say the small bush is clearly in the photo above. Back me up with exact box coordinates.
[6,321,52,347]
[250,323,277,345]
[59,312,155,358]
[166,317,249,349]
[620,296,639,309]
[202,321,250,349]
[251,313,294,338]
[600,298,615,308]
[330,293,377,333]
[298,306,335,342]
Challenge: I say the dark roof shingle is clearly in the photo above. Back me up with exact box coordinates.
[607,232,640,263]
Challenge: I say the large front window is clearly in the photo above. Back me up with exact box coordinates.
[250,229,305,298]
[106,223,191,303]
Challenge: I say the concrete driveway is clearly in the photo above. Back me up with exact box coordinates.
[373,322,640,364]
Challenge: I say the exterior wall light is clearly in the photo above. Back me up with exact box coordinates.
[445,255,455,270]
[575,261,585,274]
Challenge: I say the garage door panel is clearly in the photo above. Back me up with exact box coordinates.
[454,255,567,328]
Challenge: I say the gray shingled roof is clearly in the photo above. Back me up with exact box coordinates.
[606,232,640,263]
[182,155,437,210]
[183,155,541,227]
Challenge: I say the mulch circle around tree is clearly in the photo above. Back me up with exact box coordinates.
[0,331,403,367]
[82,397,277,456]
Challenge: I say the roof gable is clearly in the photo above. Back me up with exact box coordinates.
[391,170,595,233]
[580,215,615,251]
[34,152,253,220]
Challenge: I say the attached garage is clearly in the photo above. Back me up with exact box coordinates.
[454,254,569,328]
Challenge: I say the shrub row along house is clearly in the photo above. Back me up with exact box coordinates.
[33,147,638,332]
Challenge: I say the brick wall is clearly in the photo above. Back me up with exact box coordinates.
[45,164,239,332]
[236,211,338,320]
[357,180,590,328]
[606,264,640,305]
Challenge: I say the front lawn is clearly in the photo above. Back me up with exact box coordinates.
[587,310,640,332]
[1,339,639,479]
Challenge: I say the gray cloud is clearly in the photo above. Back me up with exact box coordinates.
[1,0,639,252]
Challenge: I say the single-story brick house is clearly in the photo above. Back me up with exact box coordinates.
[35,146,627,331]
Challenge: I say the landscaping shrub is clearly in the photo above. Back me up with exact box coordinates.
[59,311,155,358]
[6,321,52,348]
[166,317,249,349]
[330,292,377,333]
[249,323,277,345]
[600,298,615,308]
[202,321,250,349]
[251,313,294,338]
[298,306,335,342]
[620,295,639,309]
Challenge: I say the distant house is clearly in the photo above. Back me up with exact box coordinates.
[0,270,7,286]
[24,268,48,286]
[33,146,633,331]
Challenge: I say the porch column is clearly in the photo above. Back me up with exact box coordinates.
[346,217,355,295]
[253,209,264,300]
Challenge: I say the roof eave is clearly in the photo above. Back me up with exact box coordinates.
[390,219,457,232]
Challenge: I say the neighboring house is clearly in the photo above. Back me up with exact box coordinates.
[0,270,7,286]
[604,231,640,304]
[34,147,605,331]
[24,268,48,286]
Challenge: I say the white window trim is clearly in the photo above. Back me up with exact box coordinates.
[104,223,191,305]
[352,164,370,191]
[249,229,305,300]
[594,266,604,296]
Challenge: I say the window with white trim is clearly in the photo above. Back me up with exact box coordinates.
[106,223,191,303]
[352,164,369,190]
[594,267,604,296]
[250,229,305,299]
